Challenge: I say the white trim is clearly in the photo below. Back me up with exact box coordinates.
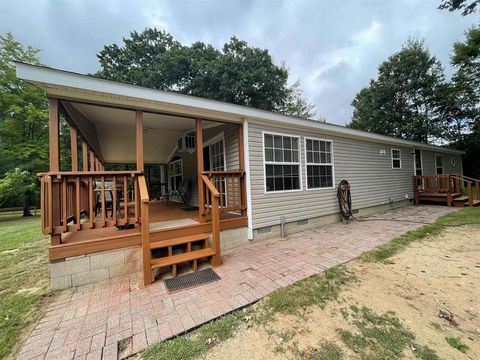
[168,158,183,191]
[262,131,302,194]
[243,120,254,240]
[304,137,335,190]
[435,154,444,175]
[15,62,464,156]
[391,148,402,169]
[413,148,423,176]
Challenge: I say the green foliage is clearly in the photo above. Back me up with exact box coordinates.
[445,337,469,353]
[438,0,479,15]
[96,29,316,119]
[348,39,448,144]
[0,168,37,208]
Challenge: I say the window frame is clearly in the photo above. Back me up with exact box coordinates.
[168,158,183,191]
[391,148,402,169]
[304,137,335,191]
[262,131,302,194]
[435,154,444,175]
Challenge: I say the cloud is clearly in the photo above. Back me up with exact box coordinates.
[0,0,477,125]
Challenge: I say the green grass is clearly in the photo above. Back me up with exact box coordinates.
[362,208,480,262]
[303,341,344,360]
[338,306,439,360]
[260,265,357,318]
[0,211,51,359]
[142,311,246,360]
[446,337,469,353]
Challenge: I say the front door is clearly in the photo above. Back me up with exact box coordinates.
[414,149,423,176]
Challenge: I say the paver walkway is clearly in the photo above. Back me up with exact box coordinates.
[17,205,455,360]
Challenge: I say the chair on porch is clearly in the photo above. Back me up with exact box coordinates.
[167,179,196,206]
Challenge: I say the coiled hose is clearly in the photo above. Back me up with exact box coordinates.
[337,179,353,220]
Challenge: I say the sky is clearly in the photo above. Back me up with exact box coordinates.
[0,0,477,125]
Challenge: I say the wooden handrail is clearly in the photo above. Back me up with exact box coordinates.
[37,170,142,177]
[202,170,245,176]
[201,175,220,197]
[138,175,149,203]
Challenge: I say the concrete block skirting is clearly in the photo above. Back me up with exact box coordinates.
[51,246,142,290]
[253,199,412,240]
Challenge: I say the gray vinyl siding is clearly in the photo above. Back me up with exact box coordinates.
[247,122,463,229]
[420,150,463,175]
[169,123,239,205]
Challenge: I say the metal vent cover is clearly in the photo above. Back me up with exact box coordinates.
[165,268,220,293]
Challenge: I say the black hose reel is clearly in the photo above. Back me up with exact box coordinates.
[337,179,353,222]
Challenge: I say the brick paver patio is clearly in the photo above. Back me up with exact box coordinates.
[17,205,456,360]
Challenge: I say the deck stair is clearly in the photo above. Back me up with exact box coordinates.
[414,174,480,208]
[149,233,214,277]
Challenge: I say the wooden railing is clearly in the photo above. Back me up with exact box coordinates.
[413,174,452,193]
[39,171,143,238]
[138,175,151,285]
[202,170,246,215]
[201,174,221,266]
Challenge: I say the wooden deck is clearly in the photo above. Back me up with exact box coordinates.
[50,201,246,260]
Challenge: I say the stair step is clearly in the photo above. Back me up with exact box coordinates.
[453,196,469,202]
[151,247,215,269]
[473,200,480,207]
[451,193,462,198]
[150,233,209,250]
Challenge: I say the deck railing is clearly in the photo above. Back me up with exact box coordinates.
[39,171,143,238]
[202,170,246,215]
[201,174,221,266]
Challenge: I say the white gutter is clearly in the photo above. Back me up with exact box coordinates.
[15,62,464,155]
[243,120,254,240]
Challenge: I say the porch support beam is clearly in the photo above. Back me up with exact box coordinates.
[70,126,78,171]
[196,119,205,222]
[82,142,88,171]
[136,110,144,172]
[90,150,95,171]
[48,97,61,245]
[237,124,247,217]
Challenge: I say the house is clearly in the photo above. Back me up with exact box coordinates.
[15,62,473,290]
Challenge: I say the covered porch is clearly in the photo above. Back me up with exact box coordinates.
[39,95,247,285]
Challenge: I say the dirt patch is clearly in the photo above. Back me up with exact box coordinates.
[205,225,480,359]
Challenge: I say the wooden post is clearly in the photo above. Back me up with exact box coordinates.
[48,98,61,245]
[196,119,205,222]
[82,142,88,171]
[210,193,221,266]
[136,110,144,172]
[70,126,78,171]
[237,124,247,217]
[90,150,95,171]
[467,182,473,207]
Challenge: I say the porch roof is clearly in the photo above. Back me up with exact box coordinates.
[16,62,464,155]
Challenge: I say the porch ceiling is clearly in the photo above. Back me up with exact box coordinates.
[71,102,219,164]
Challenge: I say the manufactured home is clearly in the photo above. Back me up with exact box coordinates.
[15,63,477,290]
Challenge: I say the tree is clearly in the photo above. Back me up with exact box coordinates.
[348,40,449,144]
[449,25,480,177]
[438,0,479,15]
[0,169,37,216]
[0,33,49,215]
[96,29,315,119]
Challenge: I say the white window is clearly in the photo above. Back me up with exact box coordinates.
[264,133,301,192]
[391,149,402,169]
[305,138,334,189]
[436,155,443,174]
[168,158,183,191]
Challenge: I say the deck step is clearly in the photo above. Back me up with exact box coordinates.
[453,196,469,202]
[473,200,480,207]
[151,247,215,269]
[150,233,209,250]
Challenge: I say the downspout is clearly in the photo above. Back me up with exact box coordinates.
[243,119,254,240]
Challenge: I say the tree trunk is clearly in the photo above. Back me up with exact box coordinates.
[22,190,32,217]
